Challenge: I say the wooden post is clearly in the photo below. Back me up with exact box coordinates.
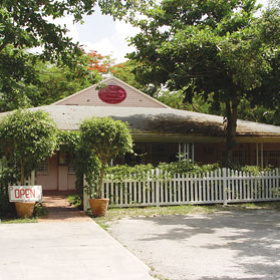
[256,143,259,167]
[276,169,279,199]
[83,175,89,212]
[156,169,160,207]
[192,143,195,162]
[261,142,264,169]
[223,168,228,206]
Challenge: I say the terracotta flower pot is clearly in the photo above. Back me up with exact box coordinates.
[89,198,109,217]
[15,202,35,218]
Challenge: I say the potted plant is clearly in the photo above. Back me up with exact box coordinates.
[0,110,57,218]
[80,117,133,217]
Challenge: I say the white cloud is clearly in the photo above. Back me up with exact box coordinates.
[77,19,138,63]
[58,0,270,63]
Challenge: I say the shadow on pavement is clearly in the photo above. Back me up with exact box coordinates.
[113,210,280,280]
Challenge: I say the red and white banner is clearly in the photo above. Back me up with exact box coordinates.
[9,186,42,203]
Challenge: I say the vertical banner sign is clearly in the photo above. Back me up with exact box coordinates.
[9,186,42,203]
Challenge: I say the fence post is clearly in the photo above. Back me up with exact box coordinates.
[83,175,89,212]
[277,169,279,199]
[223,168,228,206]
[155,169,160,207]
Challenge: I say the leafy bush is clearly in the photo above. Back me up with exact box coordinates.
[0,158,17,218]
[105,160,219,182]
[0,110,57,185]
[240,165,274,175]
[79,117,133,198]
[158,159,219,176]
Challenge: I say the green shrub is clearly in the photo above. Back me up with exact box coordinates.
[105,160,219,182]
[79,117,133,198]
[0,158,17,218]
[240,165,274,175]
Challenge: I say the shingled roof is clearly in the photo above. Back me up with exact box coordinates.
[1,76,280,143]
[0,105,277,143]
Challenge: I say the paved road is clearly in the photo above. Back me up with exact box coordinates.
[108,210,280,280]
[0,222,154,280]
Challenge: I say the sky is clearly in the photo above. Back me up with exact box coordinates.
[63,0,270,64]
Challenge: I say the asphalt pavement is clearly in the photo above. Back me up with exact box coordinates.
[108,210,280,280]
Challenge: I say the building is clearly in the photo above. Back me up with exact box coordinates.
[2,76,280,191]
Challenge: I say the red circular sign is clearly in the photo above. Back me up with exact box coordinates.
[98,85,127,104]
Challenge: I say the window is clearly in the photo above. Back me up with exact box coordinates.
[255,150,280,167]
[222,150,249,166]
[178,143,195,161]
[68,157,76,174]
[37,159,49,175]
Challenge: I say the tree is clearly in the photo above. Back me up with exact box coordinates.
[26,50,115,107]
[0,110,57,185]
[0,0,151,111]
[79,117,133,198]
[128,0,280,164]
[112,60,154,94]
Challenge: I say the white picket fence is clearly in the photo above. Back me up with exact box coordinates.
[84,168,280,210]
[15,171,36,186]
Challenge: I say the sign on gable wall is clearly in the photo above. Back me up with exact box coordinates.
[98,85,127,104]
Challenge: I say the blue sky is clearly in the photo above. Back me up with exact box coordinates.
[64,0,269,64]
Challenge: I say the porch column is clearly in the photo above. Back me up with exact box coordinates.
[256,143,264,168]
[256,143,259,166]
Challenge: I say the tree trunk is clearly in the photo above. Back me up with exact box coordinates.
[20,160,25,186]
[97,160,107,199]
[225,95,238,167]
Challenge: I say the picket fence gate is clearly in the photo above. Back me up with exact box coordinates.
[83,168,280,210]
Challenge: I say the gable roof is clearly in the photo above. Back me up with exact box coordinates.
[53,76,169,109]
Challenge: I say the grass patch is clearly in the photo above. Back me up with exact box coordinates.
[94,204,224,227]
[67,194,82,209]
[93,202,280,228]
[227,202,280,210]
[1,217,37,224]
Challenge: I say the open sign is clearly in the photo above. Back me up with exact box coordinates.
[9,186,42,203]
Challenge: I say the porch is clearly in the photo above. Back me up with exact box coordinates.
[36,141,280,192]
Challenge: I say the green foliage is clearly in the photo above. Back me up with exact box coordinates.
[128,0,280,163]
[0,46,39,111]
[57,130,80,155]
[113,60,157,95]
[0,157,16,218]
[67,194,83,209]
[0,0,152,111]
[34,203,48,218]
[158,160,219,176]
[31,63,99,107]
[75,144,101,196]
[80,117,133,198]
[105,160,219,182]
[106,164,154,182]
[0,110,57,184]
[240,165,273,175]
[80,117,133,162]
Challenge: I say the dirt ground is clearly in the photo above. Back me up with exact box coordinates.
[108,210,280,280]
